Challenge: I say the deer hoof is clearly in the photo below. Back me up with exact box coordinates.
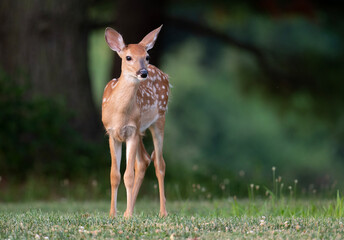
[160,210,168,217]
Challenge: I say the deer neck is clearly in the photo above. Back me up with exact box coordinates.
[114,74,140,114]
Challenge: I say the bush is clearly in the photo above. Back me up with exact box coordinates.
[0,70,106,180]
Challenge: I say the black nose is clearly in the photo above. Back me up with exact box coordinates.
[139,69,148,79]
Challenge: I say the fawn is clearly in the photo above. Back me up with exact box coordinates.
[102,25,169,217]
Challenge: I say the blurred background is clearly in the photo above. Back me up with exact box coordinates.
[0,0,343,201]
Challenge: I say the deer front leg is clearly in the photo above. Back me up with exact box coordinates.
[123,134,139,218]
[150,117,168,217]
[109,137,122,218]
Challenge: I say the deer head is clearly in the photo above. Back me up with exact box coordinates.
[105,25,162,81]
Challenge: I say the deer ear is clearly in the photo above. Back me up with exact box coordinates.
[105,27,125,53]
[139,25,162,51]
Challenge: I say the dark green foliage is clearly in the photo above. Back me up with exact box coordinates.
[0,70,106,180]
[2,2,344,201]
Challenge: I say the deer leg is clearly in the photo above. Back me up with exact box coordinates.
[109,137,122,218]
[131,137,151,208]
[149,116,168,217]
[123,135,139,218]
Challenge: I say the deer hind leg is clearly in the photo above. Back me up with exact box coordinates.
[149,116,168,217]
[109,137,122,218]
[131,137,151,208]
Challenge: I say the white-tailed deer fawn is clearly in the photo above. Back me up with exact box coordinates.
[102,25,169,217]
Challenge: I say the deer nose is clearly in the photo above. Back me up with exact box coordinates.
[138,69,148,79]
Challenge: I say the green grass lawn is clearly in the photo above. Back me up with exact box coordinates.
[0,199,343,239]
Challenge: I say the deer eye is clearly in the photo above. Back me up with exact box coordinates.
[146,56,150,61]
[126,56,132,61]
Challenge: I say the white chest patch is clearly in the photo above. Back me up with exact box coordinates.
[140,107,159,132]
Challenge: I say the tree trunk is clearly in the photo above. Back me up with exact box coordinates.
[111,0,166,78]
[0,0,100,139]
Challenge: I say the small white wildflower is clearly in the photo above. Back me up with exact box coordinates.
[35,234,40,239]
[44,237,49,240]
[262,216,266,219]
[272,166,276,171]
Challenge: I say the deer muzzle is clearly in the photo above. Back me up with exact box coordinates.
[137,69,148,79]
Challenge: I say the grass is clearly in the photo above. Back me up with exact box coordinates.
[1,198,343,239]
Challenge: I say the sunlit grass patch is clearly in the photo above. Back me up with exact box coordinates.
[0,199,343,239]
